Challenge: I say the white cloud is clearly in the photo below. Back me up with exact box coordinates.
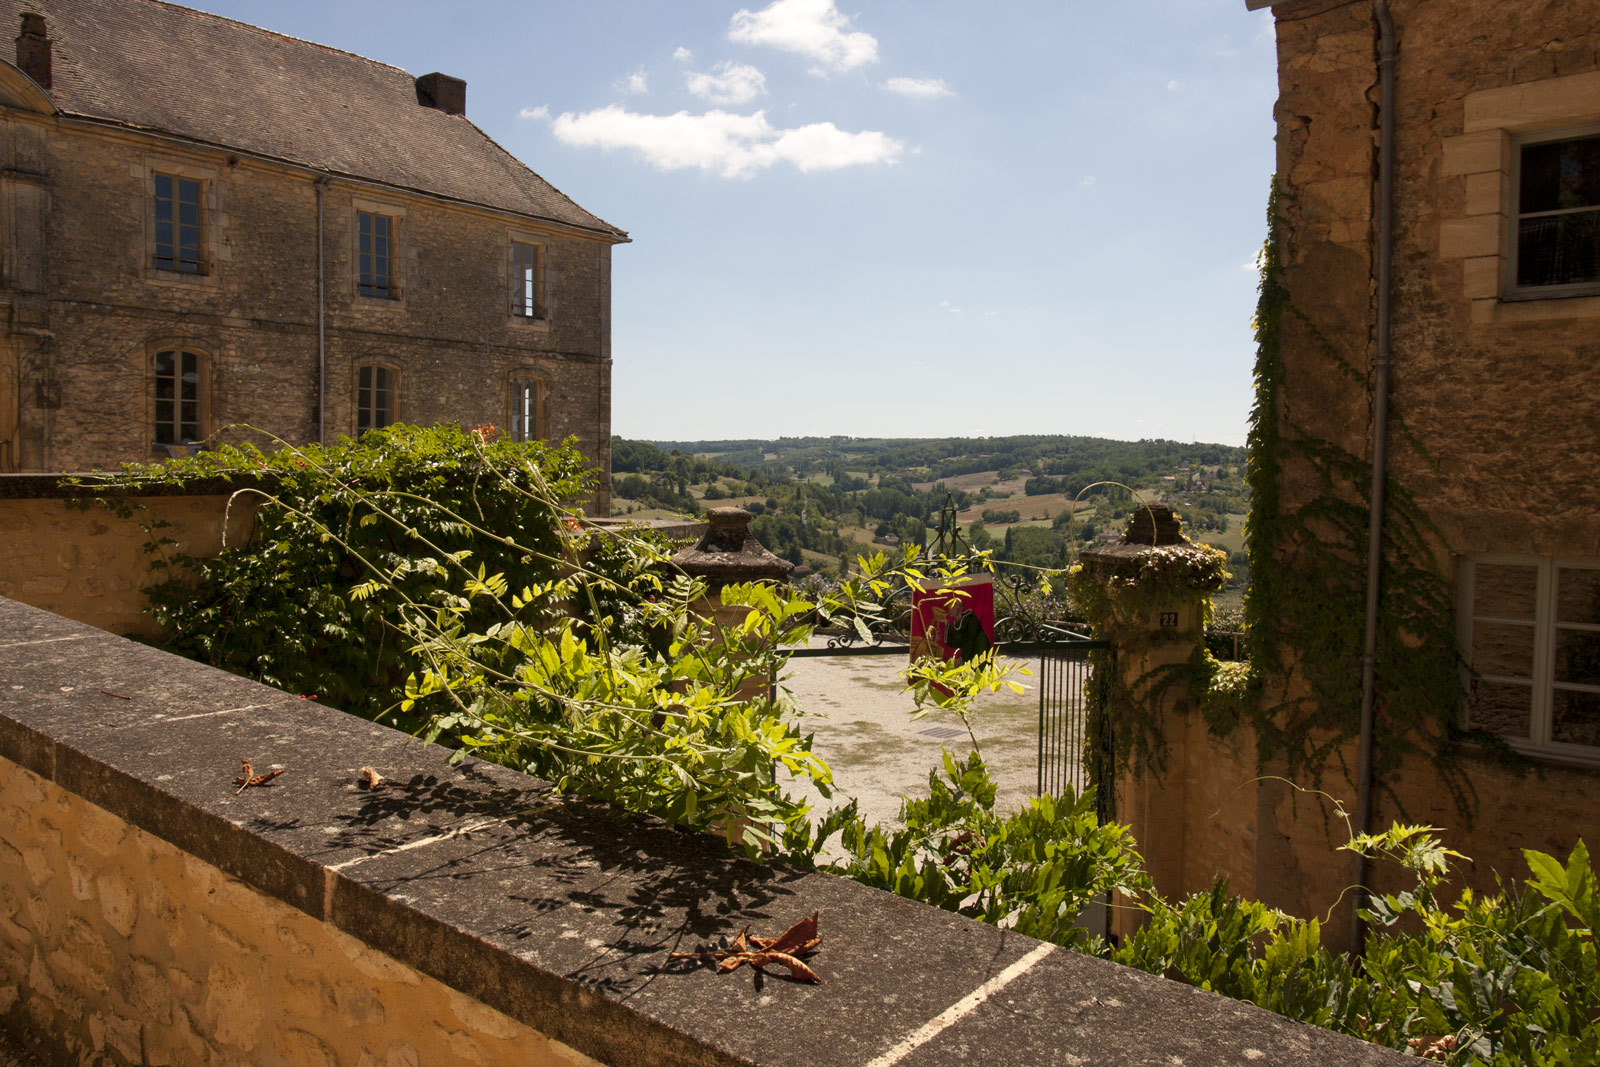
[1166,79,1181,92]
[672,46,694,62]
[519,105,550,120]
[686,61,768,106]
[541,106,903,178]
[884,77,954,99]
[940,299,963,314]
[1079,175,1096,188]
[616,70,649,94]
[728,0,878,73]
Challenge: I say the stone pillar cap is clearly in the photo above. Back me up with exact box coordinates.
[671,506,793,589]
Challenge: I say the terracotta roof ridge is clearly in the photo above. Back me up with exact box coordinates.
[112,0,417,81]
[458,116,629,241]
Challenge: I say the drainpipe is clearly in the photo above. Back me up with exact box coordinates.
[316,176,330,444]
[1350,0,1397,958]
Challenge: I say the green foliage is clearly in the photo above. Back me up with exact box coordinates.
[1119,827,1600,1065]
[846,758,1600,1065]
[824,751,1148,952]
[78,425,599,721]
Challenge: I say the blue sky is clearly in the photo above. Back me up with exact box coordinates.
[190,0,1279,445]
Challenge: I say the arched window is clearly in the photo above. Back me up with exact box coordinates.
[153,348,206,444]
[356,363,398,431]
[509,376,543,442]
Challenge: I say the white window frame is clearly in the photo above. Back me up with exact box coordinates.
[1506,124,1600,301]
[1458,554,1600,766]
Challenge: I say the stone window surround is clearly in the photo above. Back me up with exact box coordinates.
[506,371,546,442]
[138,155,224,290]
[1456,553,1600,769]
[1441,69,1600,325]
[350,194,406,307]
[352,359,401,433]
[144,338,211,454]
[505,226,551,330]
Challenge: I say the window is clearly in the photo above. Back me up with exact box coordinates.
[1460,556,1600,760]
[509,377,542,442]
[356,364,396,431]
[358,211,395,298]
[510,240,546,320]
[1510,129,1600,297]
[153,349,203,444]
[153,173,203,273]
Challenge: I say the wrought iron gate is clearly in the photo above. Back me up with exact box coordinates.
[1032,639,1114,818]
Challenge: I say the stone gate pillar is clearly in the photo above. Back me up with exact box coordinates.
[1073,504,1225,938]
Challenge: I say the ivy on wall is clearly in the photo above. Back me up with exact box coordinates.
[1240,185,1506,814]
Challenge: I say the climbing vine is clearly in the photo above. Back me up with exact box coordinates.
[1239,184,1499,814]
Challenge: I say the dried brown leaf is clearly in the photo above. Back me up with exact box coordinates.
[233,759,285,795]
[744,951,820,984]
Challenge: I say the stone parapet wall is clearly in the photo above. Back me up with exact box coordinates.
[0,757,597,1067]
[0,478,264,638]
[0,596,1411,1066]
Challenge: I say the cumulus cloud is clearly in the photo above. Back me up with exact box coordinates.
[940,299,962,314]
[540,106,903,178]
[728,0,878,73]
[519,105,550,120]
[1166,79,1181,92]
[673,46,694,62]
[686,61,768,106]
[884,77,954,99]
[616,70,649,94]
[1079,175,1096,188]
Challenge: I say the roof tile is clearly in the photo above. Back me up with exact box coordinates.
[5,0,625,239]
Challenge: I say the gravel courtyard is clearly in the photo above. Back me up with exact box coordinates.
[777,641,1046,836]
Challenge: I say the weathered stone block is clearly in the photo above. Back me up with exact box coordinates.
[1440,130,1507,176]
[1439,215,1501,259]
[1464,69,1600,132]
[1463,170,1509,217]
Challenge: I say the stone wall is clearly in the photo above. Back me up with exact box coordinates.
[0,115,614,513]
[1114,709,1600,940]
[1272,0,1600,555]
[0,596,1410,1067]
[0,477,264,638]
[1225,0,1600,940]
[0,758,600,1067]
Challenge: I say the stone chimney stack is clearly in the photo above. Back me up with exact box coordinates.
[16,13,50,91]
[415,72,466,115]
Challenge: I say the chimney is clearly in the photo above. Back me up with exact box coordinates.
[16,12,49,90]
[415,72,465,116]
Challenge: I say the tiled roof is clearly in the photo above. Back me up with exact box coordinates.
[6,0,625,239]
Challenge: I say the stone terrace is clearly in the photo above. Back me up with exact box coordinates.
[0,597,1408,1066]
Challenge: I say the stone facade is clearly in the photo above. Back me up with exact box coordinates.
[0,1,625,515]
[1200,0,1600,927]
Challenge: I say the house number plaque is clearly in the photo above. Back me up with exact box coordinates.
[1159,612,1179,629]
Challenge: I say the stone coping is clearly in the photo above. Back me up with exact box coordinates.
[0,596,1408,1067]
[0,472,274,500]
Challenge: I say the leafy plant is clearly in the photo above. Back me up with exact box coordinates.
[823,751,1147,952]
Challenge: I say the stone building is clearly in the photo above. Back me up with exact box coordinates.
[1105,0,1600,940]
[0,0,626,513]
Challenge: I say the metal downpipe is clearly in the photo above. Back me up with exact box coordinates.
[1350,0,1397,957]
[316,176,329,444]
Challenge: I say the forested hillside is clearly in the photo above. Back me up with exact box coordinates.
[610,434,1251,606]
